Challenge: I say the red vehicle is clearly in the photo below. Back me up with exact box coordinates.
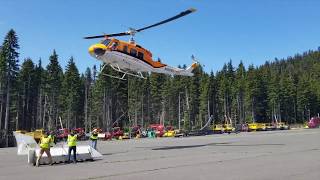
[56,128,69,141]
[131,125,142,138]
[148,124,165,137]
[308,117,320,128]
[73,128,85,140]
[105,127,124,140]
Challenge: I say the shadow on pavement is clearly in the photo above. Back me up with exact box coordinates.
[152,142,284,150]
[152,142,230,150]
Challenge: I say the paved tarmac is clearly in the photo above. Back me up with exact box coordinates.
[0,129,319,180]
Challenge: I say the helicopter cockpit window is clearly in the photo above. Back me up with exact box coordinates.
[101,39,111,46]
[130,49,137,57]
[111,42,118,50]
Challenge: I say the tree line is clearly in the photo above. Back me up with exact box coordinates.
[1,29,320,147]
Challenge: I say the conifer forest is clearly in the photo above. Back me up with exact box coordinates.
[1,29,320,147]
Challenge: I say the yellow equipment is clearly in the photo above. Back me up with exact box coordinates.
[25,129,45,142]
[248,123,258,131]
[256,123,266,131]
[224,124,235,134]
[163,130,176,137]
[213,124,225,133]
[163,126,176,137]
[276,122,289,130]
[266,123,276,130]
[15,130,27,134]
[120,133,130,140]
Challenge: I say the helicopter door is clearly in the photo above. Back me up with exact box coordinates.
[130,48,137,57]
[137,52,144,60]
[123,46,128,54]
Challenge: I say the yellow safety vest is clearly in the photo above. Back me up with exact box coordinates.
[40,137,51,149]
[67,135,77,147]
[90,133,98,140]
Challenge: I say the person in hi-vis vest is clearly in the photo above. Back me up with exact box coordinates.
[90,129,99,150]
[36,132,53,166]
[67,130,77,163]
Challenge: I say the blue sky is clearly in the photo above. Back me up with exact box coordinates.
[1,0,320,73]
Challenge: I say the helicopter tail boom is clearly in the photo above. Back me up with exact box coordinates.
[160,61,198,77]
[185,62,198,73]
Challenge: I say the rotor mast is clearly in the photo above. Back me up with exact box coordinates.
[127,28,137,44]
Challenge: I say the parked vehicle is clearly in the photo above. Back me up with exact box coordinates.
[266,123,276,131]
[213,124,224,134]
[257,123,267,131]
[148,124,165,137]
[223,124,235,134]
[105,127,124,140]
[276,122,290,130]
[174,129,188,137]
[307,117,320,128]
[73,128,86,140]
[56,128,69,141]
[248,123,258,131]
[131,126,142,138]
[163,126,176,137]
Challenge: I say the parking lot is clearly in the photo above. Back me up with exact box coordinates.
[0,129,319,180]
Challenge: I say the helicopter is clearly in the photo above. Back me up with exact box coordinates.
[84,8,199,80]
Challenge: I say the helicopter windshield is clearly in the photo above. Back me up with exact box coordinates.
[101,39,111,46]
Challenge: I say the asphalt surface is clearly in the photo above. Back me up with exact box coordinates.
[0,129,319,180]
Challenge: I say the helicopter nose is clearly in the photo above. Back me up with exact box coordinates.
[88,44,107,56]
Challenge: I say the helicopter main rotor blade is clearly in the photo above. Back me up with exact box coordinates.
[84,32,129,39]
[136,8,196,32]
[83,8,196,39]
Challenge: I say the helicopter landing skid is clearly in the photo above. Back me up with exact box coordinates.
[100,63,146,80]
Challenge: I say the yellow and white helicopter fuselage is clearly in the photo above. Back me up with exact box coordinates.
[89,44,197,79]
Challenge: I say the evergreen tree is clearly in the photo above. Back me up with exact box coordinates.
[0,46,6,130]
[34,59,45,129]
[199,72,210,127]
[61,57,82,129]
[1,29,19,147]
[149,73,166,123]
[235,62,246,124]
[45,50,63,130]
[17,58,36,131]
[84,67,92,132]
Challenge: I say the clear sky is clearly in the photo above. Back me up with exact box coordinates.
[1,0,320,73]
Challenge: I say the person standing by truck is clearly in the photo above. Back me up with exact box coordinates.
[36,132,53,167]
[67,131,77,163]
[90,129,98,150]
